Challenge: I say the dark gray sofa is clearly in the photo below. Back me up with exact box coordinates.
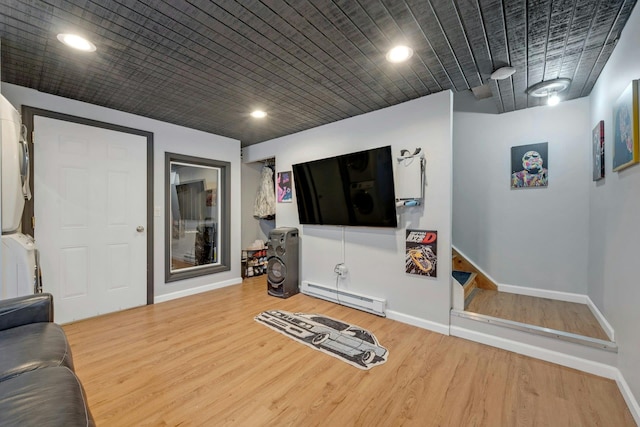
[0,293,95,427]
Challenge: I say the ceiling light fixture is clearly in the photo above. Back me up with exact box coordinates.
[490,66,516,80]
[57,33,96,52]
[251,110,267,119]
[386,45,413,63]
[526,78,571,106]
[547,91,560,106]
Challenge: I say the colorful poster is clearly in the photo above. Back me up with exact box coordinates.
[405,229,437,277]
[511,142,549,188]
[277,171,292,203]
[612,80,639,171]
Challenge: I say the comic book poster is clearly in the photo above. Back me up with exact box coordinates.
[405,230,437,277]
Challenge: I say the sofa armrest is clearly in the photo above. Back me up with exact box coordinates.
[0,293,54,331]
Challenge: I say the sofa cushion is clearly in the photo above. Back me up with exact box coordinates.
[0,323,73,382]
[0,294,53,332]
[0,366,95,427]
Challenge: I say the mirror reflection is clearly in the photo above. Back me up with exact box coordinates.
[166,153,230,282]
[170,161,219,271]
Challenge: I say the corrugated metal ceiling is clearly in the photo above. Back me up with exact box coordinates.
[1,1,636,146]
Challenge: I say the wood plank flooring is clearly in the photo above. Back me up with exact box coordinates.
[62,277,634,426]
[465,289,610,341]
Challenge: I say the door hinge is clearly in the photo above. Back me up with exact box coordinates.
[32,216,36,230]
[31,131,35,144]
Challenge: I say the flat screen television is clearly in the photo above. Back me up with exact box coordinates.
[292,146,397,228]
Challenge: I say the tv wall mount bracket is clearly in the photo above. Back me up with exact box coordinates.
[396,147,425,207]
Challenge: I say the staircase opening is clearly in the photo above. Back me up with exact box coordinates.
[451,248,614,347]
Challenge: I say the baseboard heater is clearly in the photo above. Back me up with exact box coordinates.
[300,281,386,317]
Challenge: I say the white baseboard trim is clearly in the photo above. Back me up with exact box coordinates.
[386,310,449,336]
[585,296,615,341]
[498,283,588,304]
[450,325,618,379]
[615,369,640,426]
[154,277,242,304]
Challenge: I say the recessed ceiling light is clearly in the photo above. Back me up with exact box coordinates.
[57,33,97,52]
[386,45,413,63]
[251,110,267,119]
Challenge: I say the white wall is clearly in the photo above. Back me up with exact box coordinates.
[588,4,640,407]
[244,91,453,331]
[453,98,591,293]
[241,161,273,249]
[1,83,242,299]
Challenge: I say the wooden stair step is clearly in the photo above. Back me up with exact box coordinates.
[451,249,498,291]
[452,270,478,300]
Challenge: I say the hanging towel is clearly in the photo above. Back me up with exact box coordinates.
[253,166,276,219]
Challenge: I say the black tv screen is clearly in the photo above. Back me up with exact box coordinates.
[292,146,397,228]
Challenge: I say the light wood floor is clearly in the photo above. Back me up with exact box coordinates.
[63,277,634,426]
[465,289,610,341]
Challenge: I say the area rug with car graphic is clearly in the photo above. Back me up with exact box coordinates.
[254,310,388,370]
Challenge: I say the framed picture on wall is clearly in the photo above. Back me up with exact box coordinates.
[510,142,548,188]
[405,230,437,277]
[612,80,639,172]
[592,121,605,181]
[277,171,292,203]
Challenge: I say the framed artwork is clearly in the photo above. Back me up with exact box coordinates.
[612,80,639,172]
[277,171,292,203]
[405,230,437,277]
[510,142,548,188]
[592,121,605,181]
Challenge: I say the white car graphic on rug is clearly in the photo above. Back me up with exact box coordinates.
[255,310,388,369]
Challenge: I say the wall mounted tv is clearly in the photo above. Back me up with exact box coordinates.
[292,146,398,228]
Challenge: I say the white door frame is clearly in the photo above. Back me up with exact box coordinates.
[20,107,154,305]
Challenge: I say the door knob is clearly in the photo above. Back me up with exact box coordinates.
[136,226,145,232]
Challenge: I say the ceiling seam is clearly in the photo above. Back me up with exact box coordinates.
[554,0,580,80]
[451,0,483,86]
[273,0,409,105]
[401,1,452,91]
[425,0,470,90]
[88,0,349,122]
[175,0,370,115]
[566,0,604,95]
[579,0,630,96]
[390,1,444,92]
[300,0,410,103]
[233,0,383,112]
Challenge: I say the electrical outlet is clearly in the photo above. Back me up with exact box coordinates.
[334,263,348,277]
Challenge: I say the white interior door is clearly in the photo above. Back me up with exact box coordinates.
[34,116,147,323]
